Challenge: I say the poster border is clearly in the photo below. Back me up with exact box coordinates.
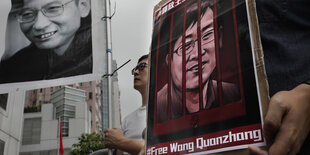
[0,0,106,93]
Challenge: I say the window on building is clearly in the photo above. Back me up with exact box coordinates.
[0,139,4,155]
[22,118,41,145]
[0,94,8,110]
[56,104,76,137]
[50,87,53,93]
[79,83,83,86]
[89,92,92,99]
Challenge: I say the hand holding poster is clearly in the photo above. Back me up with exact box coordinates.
[146,0,268,154]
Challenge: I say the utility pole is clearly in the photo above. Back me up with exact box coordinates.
[104,0,113,155]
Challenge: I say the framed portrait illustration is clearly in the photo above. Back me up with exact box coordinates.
[0,0,106,92]
[146,0,268,154]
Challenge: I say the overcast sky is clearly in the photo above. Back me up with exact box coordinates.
[111,0,161,119]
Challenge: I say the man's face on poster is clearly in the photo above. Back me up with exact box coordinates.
[170,7,216,90]
[18,0,89,52]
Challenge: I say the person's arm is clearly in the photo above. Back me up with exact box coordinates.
[138,145,146,155]
[104,128,145,155]
[249,83,310,155]
[116,149,123,155]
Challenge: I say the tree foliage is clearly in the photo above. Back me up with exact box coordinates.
[70,132,105,155]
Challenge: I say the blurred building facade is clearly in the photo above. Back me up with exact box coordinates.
[0,92,25,155]
[20,74,121,154]
[20,87,90,155]
[24,80,103,133]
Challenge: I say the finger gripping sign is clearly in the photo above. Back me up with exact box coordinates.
[146,0,268,154]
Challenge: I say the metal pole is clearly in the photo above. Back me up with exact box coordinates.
[105,0,113,128]
[105,0,113,155]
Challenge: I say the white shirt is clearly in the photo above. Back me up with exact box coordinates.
[121,106,146,154]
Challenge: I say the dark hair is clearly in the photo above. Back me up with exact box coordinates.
[184,0,213,28]
[171,0,214,56]
[138,54,149,63]
[153,0,214,61]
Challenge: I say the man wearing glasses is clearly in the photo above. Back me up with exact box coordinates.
[156,0,240,122]
[104,54,148,155]
[0,0,92,83]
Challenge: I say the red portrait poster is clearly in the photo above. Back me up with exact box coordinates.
[146,0,268,154]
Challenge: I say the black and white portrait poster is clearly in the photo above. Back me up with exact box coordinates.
[146,0,267,154]
[0,0,106,92]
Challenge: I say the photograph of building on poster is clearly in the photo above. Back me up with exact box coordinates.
[147,0,265,154]
[0,0,92,84]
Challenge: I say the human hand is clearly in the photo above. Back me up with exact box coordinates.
[248,145,267,155]
[138,145,145,155]
[104,128,125,149]
[249,84,310,155]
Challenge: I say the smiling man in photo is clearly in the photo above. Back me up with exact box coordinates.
[0,0,92,83]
